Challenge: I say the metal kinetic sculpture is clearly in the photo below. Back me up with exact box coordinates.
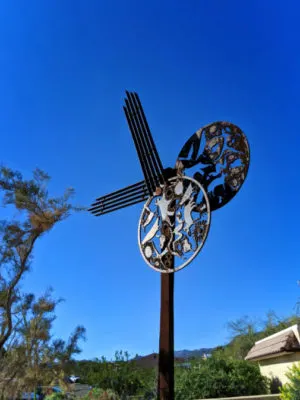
[89,92,250,399]
[138,175,211,272]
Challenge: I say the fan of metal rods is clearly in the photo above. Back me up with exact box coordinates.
[89,92,165,216]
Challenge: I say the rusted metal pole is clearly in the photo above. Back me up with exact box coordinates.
[158,269,174,400]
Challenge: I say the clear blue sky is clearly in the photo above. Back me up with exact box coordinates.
[1,0,299,360]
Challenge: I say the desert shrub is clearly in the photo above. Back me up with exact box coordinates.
[280,363,300,400]
[72,351,155,397]
[175,354,269,400]
[81,387,119,399]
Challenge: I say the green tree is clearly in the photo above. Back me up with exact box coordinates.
[0,289,86,399]
[67,351,156,398]
[175,354,269,400]
[219,313,300,360]
[0,166,76,351]
[225,316,258,359]
[280,363,300,400]
[81,388,120,400]
[0,166,84,399]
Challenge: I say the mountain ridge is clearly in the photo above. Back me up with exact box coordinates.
[174,348,213,359]
[133,348,214,368]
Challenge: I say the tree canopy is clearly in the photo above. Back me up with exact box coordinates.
[0,166,85,399]
[216,312,300,360]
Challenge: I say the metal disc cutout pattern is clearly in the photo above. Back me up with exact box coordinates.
[138,176,211,273]
[176,121,250,211]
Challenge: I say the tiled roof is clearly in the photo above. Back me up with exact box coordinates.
[245,330,300,361]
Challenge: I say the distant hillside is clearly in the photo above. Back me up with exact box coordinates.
[133,348,214,368]
[174,348,213,359]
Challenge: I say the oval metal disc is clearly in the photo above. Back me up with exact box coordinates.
[138,176,211,273]
[176,122,250,211]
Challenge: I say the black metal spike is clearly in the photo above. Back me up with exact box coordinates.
[92,195,147,216]
[126,92,161,189]
[89,91,170,218]
[134,93,164,180]
[89,186,148,213]
[132,92,164,185]
[125,96,156,192]
[94,180,146,203]
[124,104,154,194]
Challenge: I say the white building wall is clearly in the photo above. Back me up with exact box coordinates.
[259,352,300,384]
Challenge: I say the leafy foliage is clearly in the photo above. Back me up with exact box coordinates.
[66,351,269,399]
[0,166,85,399]
[81,388,120,400]
[216,312,300,360]
[0,289,86,398]
[64,312,300,399]
[60,311,300,399]
[0,166,76,351]
[280,363,300,400]
[175,354,269,400]
[67,351,156,398]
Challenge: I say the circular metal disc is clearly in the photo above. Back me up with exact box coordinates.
[138,176,211,273]
[176,121,250,211]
